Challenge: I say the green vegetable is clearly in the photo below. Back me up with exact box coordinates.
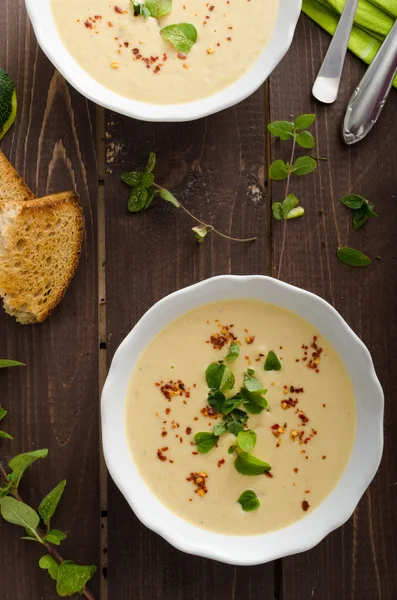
[145,0,172,18]
[272,194,304,221]
[213,422,227,436]
[267,121,294,140]
[225,342,240,363]
[237,430,257,452]
[122,153,255,244]
[295,130,315,149]
[0,68,17,140]
[237,489,260,512]
[194,431,218,454]
[9,449,48,489]
[294,114,315,129]
[38,480,66,526]
[243,369,266,394]
[223,409,248,436]
[291,156,317,176]
[222,393,243,415]
[0,359,25,368]
[43,530,67,546]
[207,390,226,413]
[228,445,236,454]
[131,1,151,18]
[0,497,41,541]
[160,23,198,53]
[0,404,12,440]
[240,388,267,414]
[39,555,60,580]
[269,159,289,181]
[206,362,235,392]
[337,247,372,267]
[339,194,377,230]
[56,563,97,597]
[234,452,271,476]
[264,351,281,371]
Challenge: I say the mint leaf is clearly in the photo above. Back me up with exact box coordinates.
[0,359,25,368]
[234,452,271,476]
[121,171,143,187]
[295,131,315,149]
[146,151,156,173]
[207,390,226,414]
[225,342,240,363]
[43,529,67,546]
[160,187,180,207]
[160,23,198,53]
[39,555,60,581]
[340,194,366,210]
[224,409,248,436]
[269,159,289,181]
[243,370,266,394]
[337,247,371,267]
[222,393,243,415]
[194,432,218,454]
[295,114,315,129]
[128,185,148,212]
[38,480,66,526]
[9,449,48,489]
[237,489,260,511]
[0,497,40,538]
[237,430,256,452]
[192,224,209,243]
[267,121,294,140]
[264,351,281,371]
[56,562,97,597]
[0,406,6,421]
[206,363,235,392]
[145,0,172,18]
[0,430,13,439]
[240,388,267,413]
[291,156,317,176]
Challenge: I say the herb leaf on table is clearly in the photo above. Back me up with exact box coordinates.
[340,194,377,230]
[337,247,372,267]
[122,153,256,244]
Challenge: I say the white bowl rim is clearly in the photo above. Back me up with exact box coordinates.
[101,275,384,565]
[25,0,302,122]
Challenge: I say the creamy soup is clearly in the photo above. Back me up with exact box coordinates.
[125,300,355,536]
[51,0,279,104]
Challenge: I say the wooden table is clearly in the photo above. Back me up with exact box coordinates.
[1,2,397,598]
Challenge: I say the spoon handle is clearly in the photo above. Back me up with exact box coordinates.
[312,0,359,104]
[343,19,397,145]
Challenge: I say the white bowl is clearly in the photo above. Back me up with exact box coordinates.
[101,275,384,565]
[25,0,301,122]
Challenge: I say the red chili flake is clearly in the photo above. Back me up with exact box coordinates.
[114,5,123,13]
[157,449,167,462]
[178,52,187,60]
[271,423,280,430]
[84,20,93,28]
[218,458,225,468]
[322,455,327,460]
[264,472,273,478]
[186,427,192,435]
[192,451,198,455]
[161,431,167,437]
[302,500,310,512]
[293,467,298,473]
[298,413,309,424]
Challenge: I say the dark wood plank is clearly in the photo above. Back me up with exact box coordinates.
[269,15,397,600]
[0,2,100,598]
[105,91,274,599]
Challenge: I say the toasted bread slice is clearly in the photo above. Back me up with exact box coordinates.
[0,150,36,207]
[0,192,84,324]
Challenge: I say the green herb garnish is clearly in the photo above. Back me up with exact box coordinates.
[234,452,271,476]
[132,1,151,18]
[237,429,256,452]
[340,194,377,230]
[268,114,318,278]
[160,23,198,53]
[243,368,267,394]
[122,153,256,244]
[225,342,240,363]
[207,390,226,413]
[206,362,235,392]
[194,431,218,454]
[145,0,172,18]
[237,489,260,512]
[337,247,372,267]
[264,351,281,371]
[0,363,97,598]
[222,409,249,436]
[0,359,25,368]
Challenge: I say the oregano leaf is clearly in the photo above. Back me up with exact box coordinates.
[0,430,13,439]
[160,23,198,53]
[146,151,156,173]
[160,187,180,207]
[237,489,260,511]
[337,247,371,267]
[192,224,209,243]
[43,529,67,546]
[9,449,48,489]
[128,185,148,212]
[294,114,315,129]
[56,562,97,597]
[0,497,40,537]
[267,121,294,140]
[39,555,60,581]
[0,359,25,368]
[38,480,66,526]
[121,171,143,187]
[269,159,289,181]
[295,131,315,149]
[291,156,317,176]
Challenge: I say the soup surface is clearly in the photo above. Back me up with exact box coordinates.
[125,299,356,535]
[51,0,279,104]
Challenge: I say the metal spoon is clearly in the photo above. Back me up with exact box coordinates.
[312,0,359,104]
[343,19,397,145]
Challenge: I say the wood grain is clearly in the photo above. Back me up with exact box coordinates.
[269,15,397,600]
[104,89,274,599]
[0,2,100,598]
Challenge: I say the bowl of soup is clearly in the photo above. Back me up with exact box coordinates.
[101,275,383,565]
[25,0,301,121]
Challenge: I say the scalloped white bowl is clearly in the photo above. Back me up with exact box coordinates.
[25,0,301,122]
[101,275,384,565]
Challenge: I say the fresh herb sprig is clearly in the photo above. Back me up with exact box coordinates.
[0,362,96,598]
[337,247,372,267]
[268,114,318,279]
[340,194,377,230]
[122,153,256,244]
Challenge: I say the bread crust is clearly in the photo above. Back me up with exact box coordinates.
[0,150,36,205]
